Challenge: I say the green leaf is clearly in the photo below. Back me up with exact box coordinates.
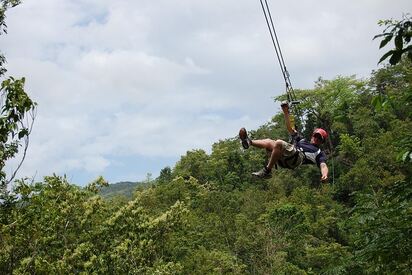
[389,50,402,65]
[378,50,394,64]
[371,96,382,111]
[394,34,403,50]
[379,34,393,48]
[373,33,388,40]
[18,128,28,139]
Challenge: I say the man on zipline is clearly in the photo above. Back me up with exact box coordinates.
[239,103,329,181]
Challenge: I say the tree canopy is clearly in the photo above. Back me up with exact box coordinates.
[1,10,411,275]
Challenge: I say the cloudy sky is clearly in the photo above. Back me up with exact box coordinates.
[2,0,411,185]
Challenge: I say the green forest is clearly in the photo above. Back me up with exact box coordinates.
[1,2,412,274]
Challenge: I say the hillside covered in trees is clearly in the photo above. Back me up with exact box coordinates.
[99,181,152,200]
[1,56,411,273]
[1,1,412,273]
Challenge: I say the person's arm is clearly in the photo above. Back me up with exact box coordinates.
[281,102,297,135]
[320,162,328,182]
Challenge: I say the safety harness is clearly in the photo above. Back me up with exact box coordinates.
[277,136,322,169]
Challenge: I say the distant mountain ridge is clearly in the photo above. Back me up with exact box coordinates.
[99,181,149,199]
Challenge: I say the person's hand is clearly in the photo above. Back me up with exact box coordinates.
[281,102,289,113]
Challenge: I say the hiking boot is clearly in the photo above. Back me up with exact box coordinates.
[252,167,272,179]
[239,127,251,149]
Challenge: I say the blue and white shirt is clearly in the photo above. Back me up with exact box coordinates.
[293,135,327,167]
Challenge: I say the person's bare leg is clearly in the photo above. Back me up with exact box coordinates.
[250,138,274,150]
[250,139,284,175]
[238,128,285,178]
[266,140,283,170]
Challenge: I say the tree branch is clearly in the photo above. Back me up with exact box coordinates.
[6,106,36,185]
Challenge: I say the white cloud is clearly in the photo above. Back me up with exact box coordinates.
[2,0,411,184]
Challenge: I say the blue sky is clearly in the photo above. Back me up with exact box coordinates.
[2,0,411,186]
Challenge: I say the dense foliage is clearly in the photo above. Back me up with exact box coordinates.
[1,58,411,274]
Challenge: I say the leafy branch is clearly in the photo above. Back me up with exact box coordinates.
[374,14,412,65]
[0,77,37,193]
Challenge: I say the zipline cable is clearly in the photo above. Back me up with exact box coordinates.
[259,0,298,104]
[259,0,302,128]
[259,0,287,86]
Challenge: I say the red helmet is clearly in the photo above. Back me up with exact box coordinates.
[312,128,328,142]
